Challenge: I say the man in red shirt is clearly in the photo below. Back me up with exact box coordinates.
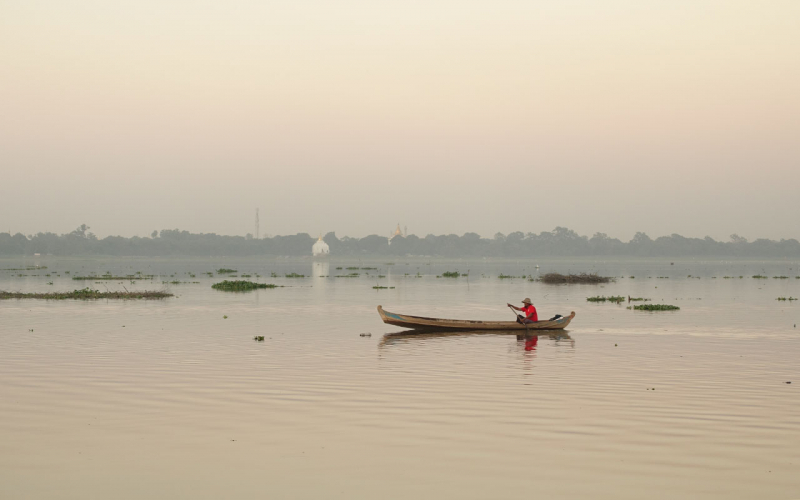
[508,298,538,324]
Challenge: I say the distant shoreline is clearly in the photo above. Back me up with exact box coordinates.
[2,227,799,259]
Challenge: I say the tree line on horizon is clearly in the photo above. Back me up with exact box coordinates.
[1,225,799,258]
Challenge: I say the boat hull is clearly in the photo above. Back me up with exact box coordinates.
[377,305,575,332]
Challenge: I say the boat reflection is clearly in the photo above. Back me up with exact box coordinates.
[379,329,573,348]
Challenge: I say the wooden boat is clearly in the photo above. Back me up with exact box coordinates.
[377,305,575,332]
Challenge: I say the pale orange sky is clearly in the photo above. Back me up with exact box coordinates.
[1,0,798,240]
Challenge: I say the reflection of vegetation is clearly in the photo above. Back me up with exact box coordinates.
[633,304,680,311]
[542,273,611,284]
[212,280,278,291]
[0,288,172,300]
[586,296,625,303]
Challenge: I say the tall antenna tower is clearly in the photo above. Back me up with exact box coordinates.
[255,208,260,239]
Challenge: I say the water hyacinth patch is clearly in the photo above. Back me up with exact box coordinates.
[633,304,680,311]
[211,280,279,291]
[586,296,625,303]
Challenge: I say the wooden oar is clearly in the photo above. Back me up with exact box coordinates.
[508,305,530,334]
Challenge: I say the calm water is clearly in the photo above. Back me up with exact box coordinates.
[1,257,799,499]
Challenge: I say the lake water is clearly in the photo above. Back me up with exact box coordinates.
[1,257,799,499]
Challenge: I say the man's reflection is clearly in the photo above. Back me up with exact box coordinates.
[516,334,538,351]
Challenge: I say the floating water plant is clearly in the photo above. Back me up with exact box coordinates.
[628,297,651,302]
[0,288,172,300]
[212,280,279,291]
[586,296,625,303]
[285,273,305,278]
[73,275,154,280]
[441,271,460,278]
[633,304,680,311]
[541,273,612,284]
[773,276,789,279]
[217,268,237,273]
[253,336,265,341]
[372,286,395,289]
[498,274,515,279]
[777,297,798,301]
[752,275,768,279]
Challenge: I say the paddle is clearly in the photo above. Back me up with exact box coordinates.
[508,304,530,334]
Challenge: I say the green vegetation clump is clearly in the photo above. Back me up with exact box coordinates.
[285,273,305,278]
[498,274,515,279]
[335,273,359,278]
[0,288,172,300]
[211,280,278,291]
[776,297,798,301]
[541,273,612,284]
[752,275,768,279]
[586,296,625,303]
[633,304,680,311]
[73,274,154,280]
[372,286,395,289]
[217,268,237,273]
[628,297,651,302]
[441,271,460,278]
[773,276,789,279]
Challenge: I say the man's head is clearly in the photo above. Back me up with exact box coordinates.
[522,298,533,306]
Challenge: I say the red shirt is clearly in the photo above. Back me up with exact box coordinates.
[522,304,538,321]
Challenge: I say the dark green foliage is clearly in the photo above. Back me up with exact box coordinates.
[284,273,305,278]
[372,286,395,289]
[217,268,237,273]
[752,275,768,279]
[629,297,651,302]
[586,296,625,303]
[542,273,611,284]
[777,297,798,301]
[633,304,680,311]
[0,288,172,300]
[211,280,278,291]
[73,274,154,280]
[441,271,460,278]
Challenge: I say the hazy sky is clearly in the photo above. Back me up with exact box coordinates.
[2,0,798,241]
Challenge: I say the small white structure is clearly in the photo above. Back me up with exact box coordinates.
[312,234,330,256]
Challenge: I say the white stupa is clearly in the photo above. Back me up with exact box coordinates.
[312,234,330,256]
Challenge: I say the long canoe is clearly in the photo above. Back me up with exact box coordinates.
[377,305,575,332]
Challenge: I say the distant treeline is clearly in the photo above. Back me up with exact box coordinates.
[1,225,799,258]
